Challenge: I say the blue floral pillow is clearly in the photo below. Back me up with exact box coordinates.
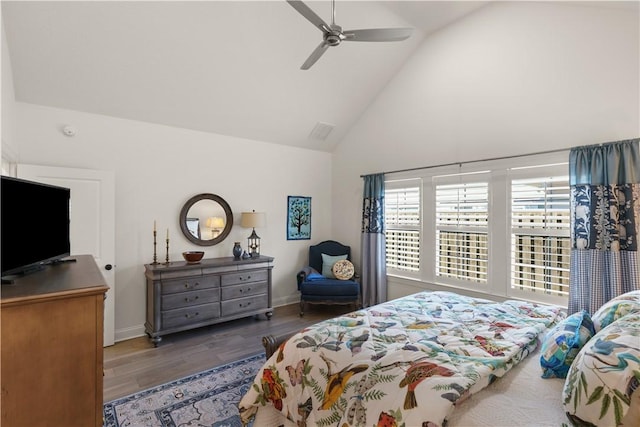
[591,290,640,332]
[540,310,595,379]
[563,312,640,426]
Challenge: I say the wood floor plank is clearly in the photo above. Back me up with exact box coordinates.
[103,303,349,401]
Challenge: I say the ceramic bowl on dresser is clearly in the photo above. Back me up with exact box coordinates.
[182,251,204,263]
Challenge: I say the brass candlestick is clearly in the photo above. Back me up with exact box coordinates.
[152,230,158,265]
[164,238,170,264]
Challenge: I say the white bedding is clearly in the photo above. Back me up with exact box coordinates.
[251,343,567,427]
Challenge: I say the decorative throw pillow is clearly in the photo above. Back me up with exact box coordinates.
[563,312,640,427]
[539,310,595,379]
[321,253,347,279]
[591,290,640,332]
[306,272,326,281]
[332,259,354,280]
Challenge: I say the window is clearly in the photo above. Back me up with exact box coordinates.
[384,181,420,274]
[435,175,489,284]
[383,153,570,307]
[510,172,570,299]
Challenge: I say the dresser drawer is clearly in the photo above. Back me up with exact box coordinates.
[221,295,268,317]
[221,281,266,301]
[162,275,220,294]
[162,289,220,310]
[162,303,220,329]
[221,270,268,286]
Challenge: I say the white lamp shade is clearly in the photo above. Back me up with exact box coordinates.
[206,217,225,228]
[240,212,265,228]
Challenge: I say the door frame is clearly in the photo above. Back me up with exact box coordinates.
[17,164,116,346]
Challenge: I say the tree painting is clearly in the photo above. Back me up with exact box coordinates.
[287,196,311,240]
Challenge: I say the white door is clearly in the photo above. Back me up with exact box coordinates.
[18,164,116,346]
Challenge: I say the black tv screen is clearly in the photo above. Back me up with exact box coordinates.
[1,175,71,278]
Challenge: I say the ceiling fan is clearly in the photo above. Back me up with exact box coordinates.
[286,0,413,70]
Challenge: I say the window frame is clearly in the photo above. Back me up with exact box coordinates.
[433,172,490,289]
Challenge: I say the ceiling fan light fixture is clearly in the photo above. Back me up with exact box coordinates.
[325,31,344,46]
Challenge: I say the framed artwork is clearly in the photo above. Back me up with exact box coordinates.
[287,196,311,240]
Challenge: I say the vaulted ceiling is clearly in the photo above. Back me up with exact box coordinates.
[2,1,489,151]
[3,1,636,152]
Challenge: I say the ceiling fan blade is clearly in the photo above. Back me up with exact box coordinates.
[300,41,330,70]
[344,28,413,42]
[286,0,331,33]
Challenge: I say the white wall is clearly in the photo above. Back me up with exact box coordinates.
[11,102,333,341]
[1,21,18,168]
[333,1,640,270]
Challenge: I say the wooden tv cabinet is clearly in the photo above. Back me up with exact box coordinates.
[0,255,109,427]
[144,255,274,346]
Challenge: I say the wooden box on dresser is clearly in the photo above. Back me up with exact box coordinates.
[0,255,109,427]
[144,255,274,346]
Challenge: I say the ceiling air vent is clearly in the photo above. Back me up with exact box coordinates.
[309,122,335,141]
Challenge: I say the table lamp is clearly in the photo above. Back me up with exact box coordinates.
[240,210,265,258]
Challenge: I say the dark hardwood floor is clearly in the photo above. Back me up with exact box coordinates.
[103,303,351,402]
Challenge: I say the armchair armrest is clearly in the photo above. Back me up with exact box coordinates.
[297,266,315,289]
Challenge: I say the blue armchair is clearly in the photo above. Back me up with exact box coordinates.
[296,240,360,316]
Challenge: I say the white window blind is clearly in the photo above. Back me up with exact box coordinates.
[385,184,420,273]
[435,179,488,283]
[510,175,570,297]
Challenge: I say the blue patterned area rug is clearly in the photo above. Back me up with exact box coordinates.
[103,352,265,427]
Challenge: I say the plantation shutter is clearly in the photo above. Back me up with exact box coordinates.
[384,184,420,273]
[435,177,489,284]
[510,175,570,297]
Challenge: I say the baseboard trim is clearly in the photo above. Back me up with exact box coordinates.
[113,325,146,343]
[272,294,299,307]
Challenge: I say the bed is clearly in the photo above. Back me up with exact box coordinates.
[238,290,566,427]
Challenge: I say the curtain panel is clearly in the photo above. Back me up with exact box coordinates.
[568,138,640,314]
[361,173,387,307]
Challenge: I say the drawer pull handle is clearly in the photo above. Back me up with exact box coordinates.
[184,312,200,318]
[184,296,199,302]
[240,302,251,308]
[184,282,200,289]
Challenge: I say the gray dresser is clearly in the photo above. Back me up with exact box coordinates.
[144,255,274,346]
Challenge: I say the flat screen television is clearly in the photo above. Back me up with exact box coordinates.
[1,175,71,280]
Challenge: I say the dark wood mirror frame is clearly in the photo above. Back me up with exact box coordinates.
[179,193,233,246]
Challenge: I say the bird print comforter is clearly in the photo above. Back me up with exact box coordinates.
[238,291,564,427]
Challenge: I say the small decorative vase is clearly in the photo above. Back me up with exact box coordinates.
[232,242,243,260]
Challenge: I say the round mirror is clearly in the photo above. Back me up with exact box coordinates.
[179,193,233,246]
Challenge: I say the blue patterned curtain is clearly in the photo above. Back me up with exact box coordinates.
[361,173,386,307]
[568,138,640,314]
